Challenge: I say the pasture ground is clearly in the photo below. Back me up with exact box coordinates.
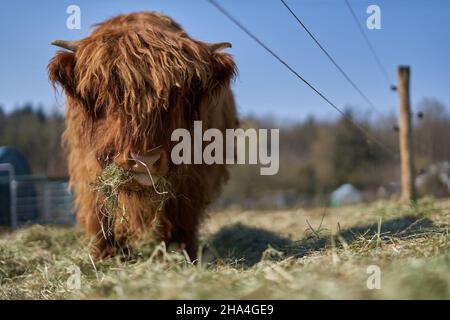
[0,198,449,299]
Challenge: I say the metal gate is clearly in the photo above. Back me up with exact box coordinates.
[0,165,75,228]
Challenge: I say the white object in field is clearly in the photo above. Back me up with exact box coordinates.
[416,161,450,195]
[331,184,362,206]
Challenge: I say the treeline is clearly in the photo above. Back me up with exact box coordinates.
[220,98,450,207]
[1,98,449,205]
[0,104,67,177]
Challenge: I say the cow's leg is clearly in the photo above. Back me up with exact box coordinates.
[162,206,201,260]
[167,229,198,260]
[85,206,117,261]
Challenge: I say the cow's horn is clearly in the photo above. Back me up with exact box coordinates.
[51,39,80,52]
[207,42,232,51]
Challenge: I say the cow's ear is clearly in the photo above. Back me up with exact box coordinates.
[210,50,236,88]
[48,51,77,97]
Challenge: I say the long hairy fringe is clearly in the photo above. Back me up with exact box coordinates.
[75,23,222,135]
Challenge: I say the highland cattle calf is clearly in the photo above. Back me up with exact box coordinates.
[48,12,238,260]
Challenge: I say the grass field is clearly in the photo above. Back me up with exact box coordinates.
[0,198,449,299]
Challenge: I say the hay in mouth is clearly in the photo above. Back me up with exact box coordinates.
[93,162,175,238]
[93,163,134,237]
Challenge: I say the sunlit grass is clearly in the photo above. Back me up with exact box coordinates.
[0,198,448,299]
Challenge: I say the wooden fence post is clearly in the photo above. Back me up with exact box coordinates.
[397,66,416,202]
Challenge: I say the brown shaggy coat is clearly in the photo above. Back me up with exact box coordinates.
[48,12,238,260]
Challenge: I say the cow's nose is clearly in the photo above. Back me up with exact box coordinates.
[130,149,169,186]
[130,152,161,172]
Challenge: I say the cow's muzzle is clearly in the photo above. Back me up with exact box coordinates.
[128,149,169,187]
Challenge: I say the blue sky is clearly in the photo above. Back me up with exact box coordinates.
[0,0,449,121]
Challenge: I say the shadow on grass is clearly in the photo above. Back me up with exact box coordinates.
[209,215,437,267]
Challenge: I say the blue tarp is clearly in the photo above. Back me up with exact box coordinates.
[0,147,38,225]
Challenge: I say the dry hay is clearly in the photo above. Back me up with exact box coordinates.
[92,162,175,236]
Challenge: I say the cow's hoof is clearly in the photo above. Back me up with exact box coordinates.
[167,242,186,253]
[200,247,215,265]
[90,245,116,262]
